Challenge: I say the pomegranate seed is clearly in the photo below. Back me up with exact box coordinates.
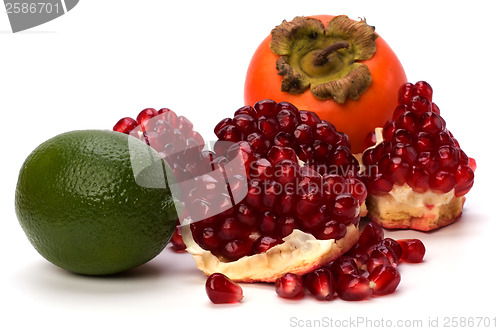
[136,108,158,129]
[259,210,278,234]
[299,110,321,126]
[368,244,398,267]
[368,264,401,295]
[330,256,359,282]
[249,158,274,180]
[275,273,304,299]
[234,105,257,118]
[237,203,259,227]
[233,114,257,135]
[258,116,279,139]
[429,170,456,193]
[222,239,253,260]
[277,216,300,237]
[345,243,369,270]
[113,117,138,134]
[398,239,425,263]
[379,238,403,262]
[398,82,414,105]
[409,95,432,115]
[274,131,294,147]
[275,159,299,186]
[415,132,434,152]
[177,116,194,135]
[363,131,377,149]
[267,146,297,165]
[407,166,430,193]
[437,145,459,169]
[420,111,444,135]
[346,178,367,205]
[358,221,384,249]
[158,108,177,126]
[314,219,346,240]
[366,254,391,273]
[276,101,299,117]
[431,102,440,114]
[247,132,271,156]
[169,225,186,252]
[417,151,439,174]
[395,111,418,134]
[252,236,282,254]
[296,185,324,219]
[277,109,299,133]
[392,104,408,121]
[196,227,220,251]
[332,194,359,223]
[336,274,373,301]
[294,124,314,144]
[206,273,243,304]
[455,164,474,197]
[216,125,243,143]
[412,81,433,101]
[218,217,243,241]
[279,189,297,215]
[306,267,336,301]
[254,99,278,117]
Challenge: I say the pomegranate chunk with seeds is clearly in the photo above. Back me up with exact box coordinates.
[361,81,475,232]
[362,80,474,197]
[184,99,366,265]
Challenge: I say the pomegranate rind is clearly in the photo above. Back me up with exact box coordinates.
[367,193,465,231]
[182,223,360,283]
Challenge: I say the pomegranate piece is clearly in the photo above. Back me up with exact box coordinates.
[305,267,336,301]
[182,99,365,263]
[368,264,401,295]
[398,239,426,263]
[206,273,243,304]
[336,274,373,301]
[275,273,304,299]
[361,80,474,197]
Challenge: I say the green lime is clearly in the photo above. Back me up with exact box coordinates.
[15,130,178,275]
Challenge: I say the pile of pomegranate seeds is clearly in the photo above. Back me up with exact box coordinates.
[273,221,424,301]
[361,81,474,196]
[187,99,366,261]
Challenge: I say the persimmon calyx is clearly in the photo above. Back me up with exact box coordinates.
[270,16,377,103]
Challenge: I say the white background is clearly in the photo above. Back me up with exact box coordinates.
[1,1,499,330]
